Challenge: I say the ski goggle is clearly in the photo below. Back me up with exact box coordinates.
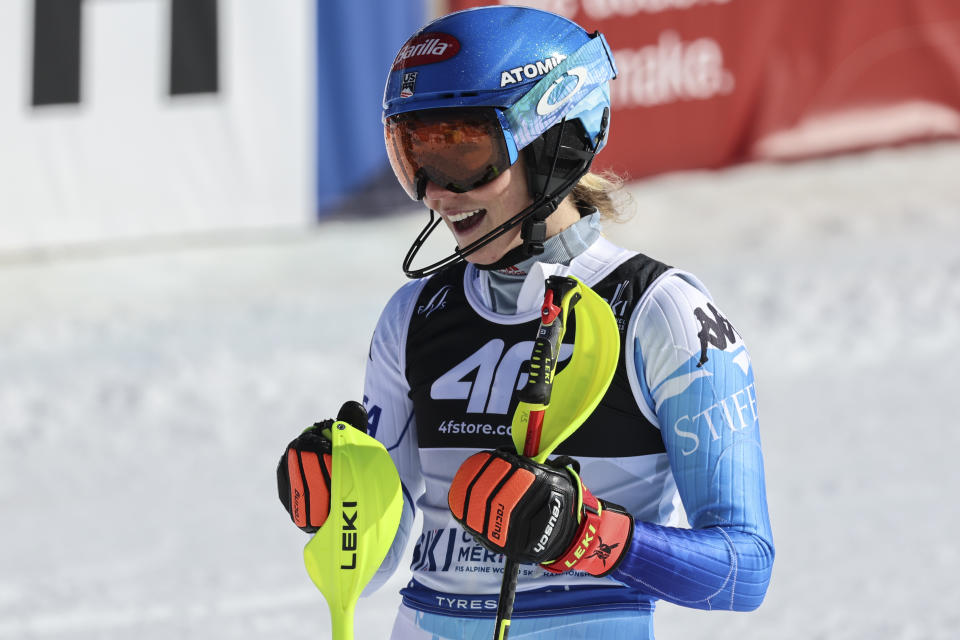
[384,108,518,200]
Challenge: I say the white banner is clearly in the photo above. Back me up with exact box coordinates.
[0,0,313,252]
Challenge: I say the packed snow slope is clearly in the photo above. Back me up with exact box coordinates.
[1,142,958,639]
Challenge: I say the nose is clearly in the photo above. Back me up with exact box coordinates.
[423,179,457,201]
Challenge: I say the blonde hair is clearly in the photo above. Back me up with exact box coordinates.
[570,170,634,223]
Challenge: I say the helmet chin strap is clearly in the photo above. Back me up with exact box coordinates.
[401,190,564,279]
[472,198,556,271]
[475,117,595,272]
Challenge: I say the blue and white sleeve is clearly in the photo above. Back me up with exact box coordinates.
[360,279,427,596]
[610,272,775,611]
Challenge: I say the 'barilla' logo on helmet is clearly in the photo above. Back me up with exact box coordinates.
[392,33,460,70]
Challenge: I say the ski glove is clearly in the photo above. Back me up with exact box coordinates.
[276,401,368,533]
[447,448,633,577]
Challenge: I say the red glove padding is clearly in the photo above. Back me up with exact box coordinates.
[447,448,633,577]
[276,401,367,533]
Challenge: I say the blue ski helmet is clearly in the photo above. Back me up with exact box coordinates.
[383,6,618,278]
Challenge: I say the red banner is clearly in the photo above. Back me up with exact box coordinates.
[446,0,960,178]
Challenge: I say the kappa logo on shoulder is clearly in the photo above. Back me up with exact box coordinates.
[418,285,452,318]
[694,302,737,367]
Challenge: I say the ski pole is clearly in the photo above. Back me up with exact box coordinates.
[491,275,619,639]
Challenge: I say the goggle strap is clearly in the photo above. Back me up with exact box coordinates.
[503,34,617,150]
[541,118,568,200]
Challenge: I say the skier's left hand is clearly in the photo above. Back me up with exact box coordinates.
[276,401,368,533]
[447,448,633,576]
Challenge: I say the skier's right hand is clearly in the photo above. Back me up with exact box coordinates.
[276,401,368,533]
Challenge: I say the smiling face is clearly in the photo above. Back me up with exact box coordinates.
[423,157,532,266]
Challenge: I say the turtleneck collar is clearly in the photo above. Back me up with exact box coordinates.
[484,211,601,314]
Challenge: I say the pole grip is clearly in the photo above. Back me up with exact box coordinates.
[492,275,580,640]
[517,276,580,407]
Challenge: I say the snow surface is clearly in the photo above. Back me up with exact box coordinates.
[2,142,959,639]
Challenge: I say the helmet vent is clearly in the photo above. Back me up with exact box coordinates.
[437,91,481,99]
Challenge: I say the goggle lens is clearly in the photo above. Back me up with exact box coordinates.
[384,108,512,200]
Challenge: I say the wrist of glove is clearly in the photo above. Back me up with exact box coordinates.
[447,448,633,577]
[276,401,368,533]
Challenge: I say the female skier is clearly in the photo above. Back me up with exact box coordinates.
[278,6,774,639]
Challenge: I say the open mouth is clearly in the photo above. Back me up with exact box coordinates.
[447,208,487,234]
